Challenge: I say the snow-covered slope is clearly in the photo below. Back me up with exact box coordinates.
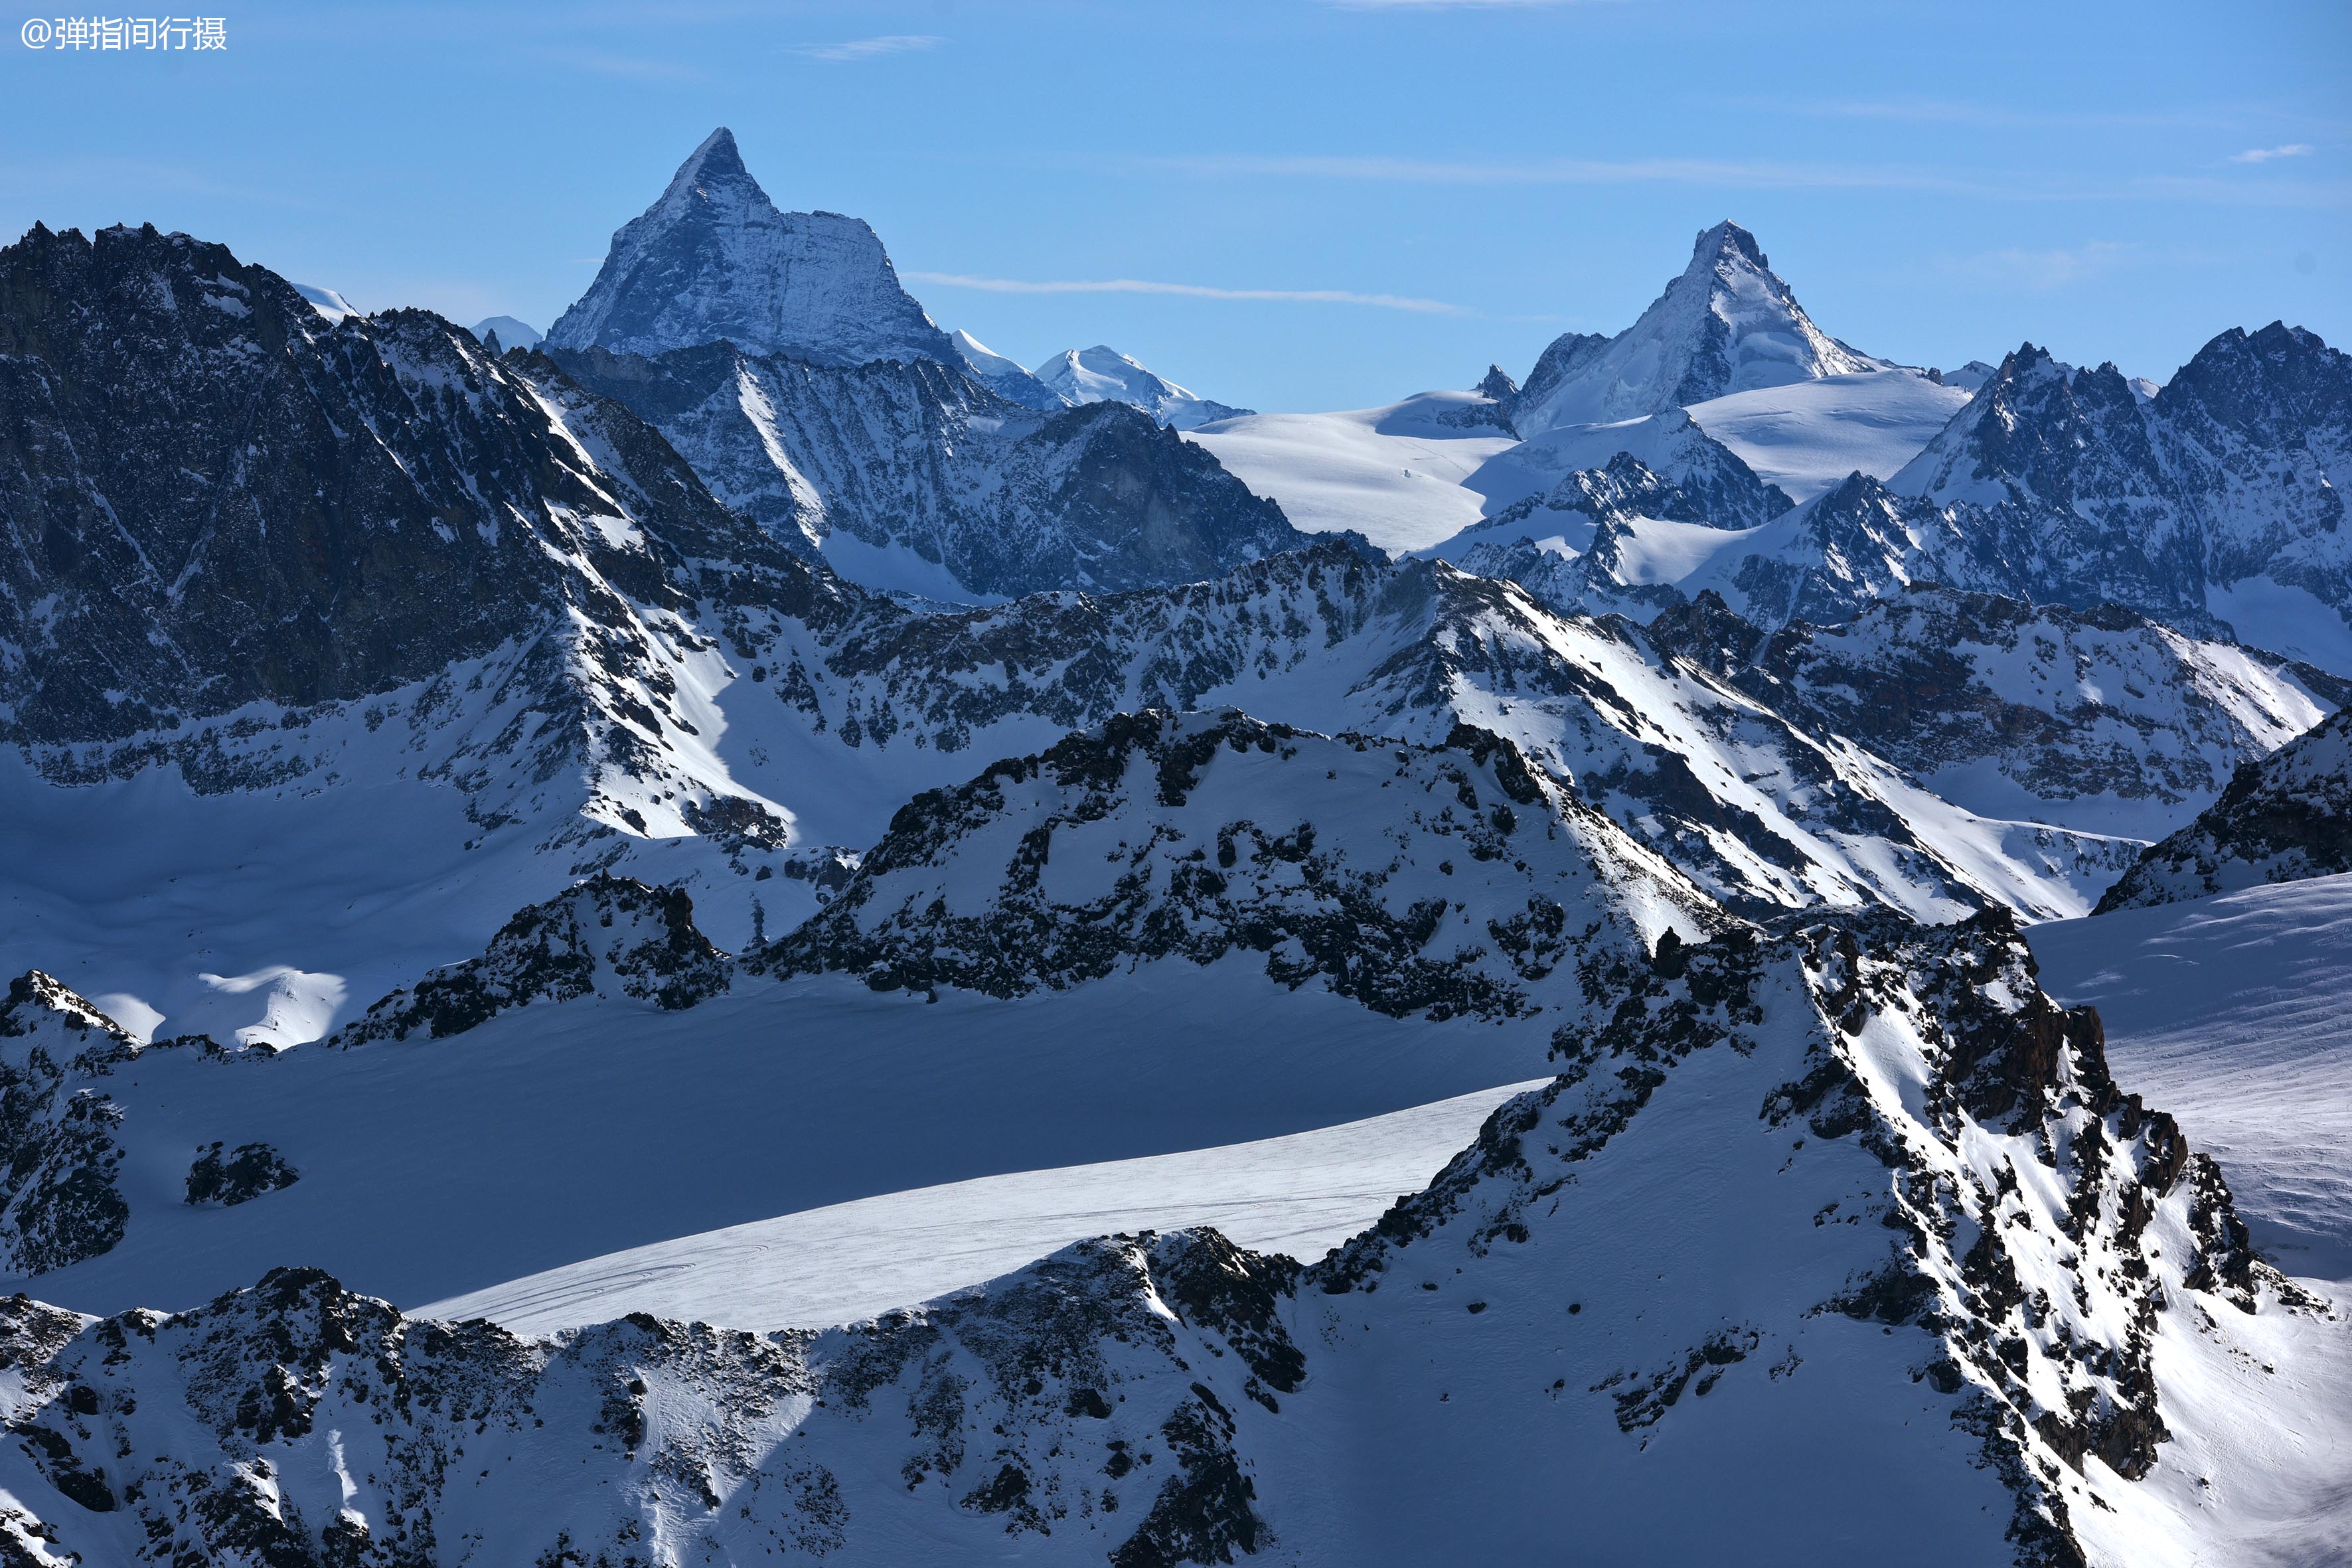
[947,326,1066,410]
[291,281,358,322]
[544,127,954,368]
[1184,388,1519,552]
[2095,706,2352,909]
[1514,222,1887,436]
[0,910,2338,1566]
[2036,872,2352,1284]
[1648,586,2347,840]
[0,933,1570,1318]
[1034,343,1253,430]
[1684,369,1972,501]
[422,1081,1539,1334]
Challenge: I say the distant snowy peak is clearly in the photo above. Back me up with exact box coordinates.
[471,314,542,353]
[946,327,1067,410]
[1034,344,1254,431]
[1515,220,1887,436]
[1936,359,1999,392]
[293,282,359,323]
[544,127,954,368]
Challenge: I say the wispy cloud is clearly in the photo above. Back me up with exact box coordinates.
[1943,241,2131,291]
[903,271,1470,315]
[790,34,945,63]
[2231,143,2314,163]
[1728,97,2238,133]
[1117,150,2351,208]
[1142,151,2007,195]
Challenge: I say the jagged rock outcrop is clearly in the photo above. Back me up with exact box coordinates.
[0,974,138,1275]
[751,709,1713,1018]
[544,127,955,368]
[554,341,1306,599]
[184,1141,299,1207]
[2095,706,2352,910]
[1885,330,2352,638]
[1513,222,1885,435]
[333,876,734,1046]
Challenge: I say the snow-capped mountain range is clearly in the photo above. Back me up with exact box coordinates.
[2,129,2351,1565]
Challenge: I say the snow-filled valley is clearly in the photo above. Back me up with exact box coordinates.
[0,132,2349,1566]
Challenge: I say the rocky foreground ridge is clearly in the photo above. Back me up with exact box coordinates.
[0,905,2327,1565]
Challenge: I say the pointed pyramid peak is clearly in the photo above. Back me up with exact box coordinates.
[544,125,951,366]
[1693,220,1766,272]
[680,126,747,177]
[659,126,761,210]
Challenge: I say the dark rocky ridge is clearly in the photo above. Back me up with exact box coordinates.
[749,708,1712,1018]
[331,875,735,1046]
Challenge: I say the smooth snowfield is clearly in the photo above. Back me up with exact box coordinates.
[2033,872,2352,1284]
[420,1081,1539,1333]
[1187,392,1516,552]
[1686,370,1972,500]
[7,962,1560,1318]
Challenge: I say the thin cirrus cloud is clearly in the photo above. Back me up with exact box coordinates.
[2231,144,2315,163]
[1942,241,2132,292]
[1124,151,2349,208]
[902,272,1471,316]
[789,35,946,63]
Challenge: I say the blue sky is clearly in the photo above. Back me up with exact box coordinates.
[3,1,2345,412]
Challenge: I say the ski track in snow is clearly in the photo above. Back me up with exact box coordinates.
[2033,872,2352,1284]
[420,1081,1541,1334]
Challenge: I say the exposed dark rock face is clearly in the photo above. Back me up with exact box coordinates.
[332,876,734,1046]
[184,1142,298,1207]
[749,708,1711,1019]
[0,974,138,1275]
[2096,705,2352,909]
[1647,584,2345,833]
[0,220,849,757]
[554,341,1306,601]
